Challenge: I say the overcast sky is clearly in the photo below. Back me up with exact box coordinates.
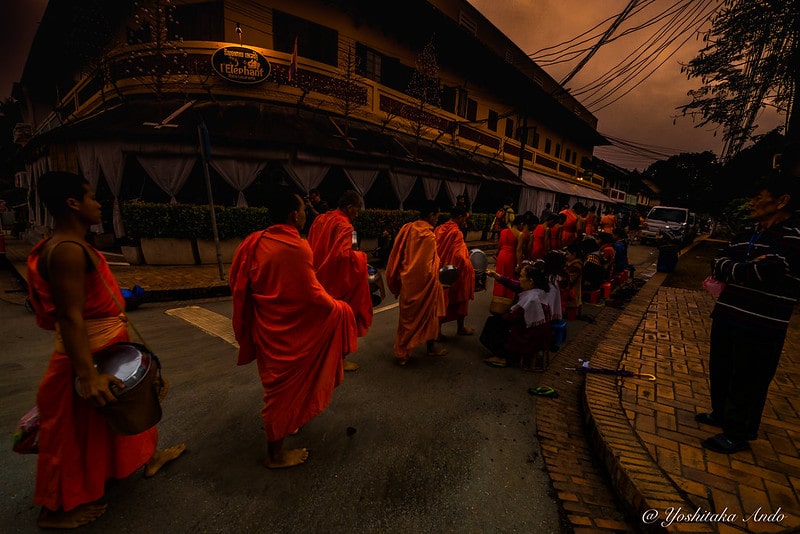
[468,0,784,170]
[1,1,784,170]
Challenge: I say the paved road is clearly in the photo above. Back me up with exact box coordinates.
[1,280,563,533]
[0,238,663,533]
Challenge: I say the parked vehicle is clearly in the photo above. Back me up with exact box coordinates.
[640,206,697,245]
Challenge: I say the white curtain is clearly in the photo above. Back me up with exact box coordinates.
[533,190,557,221]
[421,177,441,201]
[464,183,480,211]
[343,168,379,200]
[97,144,128,237]
[518,188,537,217]
[210,158,266,207]
[283,162,330,193]
[76,143,105,233]
[389,172,416,210]
[444,181,466,207]
[136,155,196,205]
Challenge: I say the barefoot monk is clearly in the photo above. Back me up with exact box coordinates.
[230,187,357,468]
[386,201,446,365]
[27,171,185,529]
[307,190,373,371]
[434,205,475,338]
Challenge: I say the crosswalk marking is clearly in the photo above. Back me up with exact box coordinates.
[165,306,238,347]
[166,301,399,346]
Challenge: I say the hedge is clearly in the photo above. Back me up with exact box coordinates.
[121,201,494,240]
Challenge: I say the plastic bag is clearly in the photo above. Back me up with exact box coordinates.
[702,276,726,298]
[12,406,40,454]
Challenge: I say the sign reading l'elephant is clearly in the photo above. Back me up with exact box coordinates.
[211,46,271,84]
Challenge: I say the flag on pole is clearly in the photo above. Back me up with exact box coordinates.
[288,35,298,82]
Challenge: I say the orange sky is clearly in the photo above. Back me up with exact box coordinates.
[2,1,784,171]
[468,0,784,170]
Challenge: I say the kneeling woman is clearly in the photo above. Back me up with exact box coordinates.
[482,264,552,369]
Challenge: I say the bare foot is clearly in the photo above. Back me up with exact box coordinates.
[37,503,108,529]
[144,444,187,478]
[457,327,475,335]
[426,349,448,357]
[343,360,360,372]
[265,447,309,468]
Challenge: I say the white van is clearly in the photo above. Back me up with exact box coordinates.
[640,206,696,245]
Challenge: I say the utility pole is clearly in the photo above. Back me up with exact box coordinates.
[197,121,225,281]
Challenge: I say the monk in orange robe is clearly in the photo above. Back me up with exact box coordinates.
[230,188,357,468]
[386,202,446,364]
[307,190,372,372]
[435,206,475,336]
[27,171,184,529]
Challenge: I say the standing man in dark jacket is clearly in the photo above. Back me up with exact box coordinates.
[696,170,800,453]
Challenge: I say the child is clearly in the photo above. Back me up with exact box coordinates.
[482,264,552,369]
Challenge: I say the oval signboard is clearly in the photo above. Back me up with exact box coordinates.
[211,46,271,84]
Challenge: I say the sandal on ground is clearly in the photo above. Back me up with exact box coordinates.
[528,386,559,398]
[701,433,750,454]
[694,412,722,427]
[483,356,507,368]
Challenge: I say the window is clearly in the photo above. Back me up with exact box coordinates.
[466,99,477,121]
[487,109,498,131]
[459,11,477,35]
[171,2,224,41]
[505,118,514,138]
[273,10,338,67]
[565,148,571,162]
[572,152,577,164]
[442,86,457,114]
[530,131,540,149]
[555,144,561,158]
[544,138,552,154]
[355,43,382,82]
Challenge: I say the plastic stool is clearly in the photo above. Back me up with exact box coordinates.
[583,289,602,304]
[551,320,567,346]
[601,282,612,299]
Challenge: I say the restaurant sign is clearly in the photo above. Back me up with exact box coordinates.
[211,46,271,84]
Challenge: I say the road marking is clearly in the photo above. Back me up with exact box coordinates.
[165,306,238,347]
[374,302,398,314]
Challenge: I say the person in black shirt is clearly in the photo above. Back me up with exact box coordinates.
[696,170,800,454]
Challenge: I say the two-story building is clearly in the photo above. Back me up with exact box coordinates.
[15,0,615,237]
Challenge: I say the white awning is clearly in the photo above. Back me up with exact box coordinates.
[510,165,614,203]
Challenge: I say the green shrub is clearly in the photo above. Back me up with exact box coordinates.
[122,202,270,239]
[353,209,418,238]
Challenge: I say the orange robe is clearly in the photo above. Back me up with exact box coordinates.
[584,213,597,236]
[307,210,373,337]
[434,220,475,322]
[386,220,445,360]
[560,209,578,247]
[530,223,548,260]
[27,239,157,513]
[229,224,357,441]
[492,227,518,303]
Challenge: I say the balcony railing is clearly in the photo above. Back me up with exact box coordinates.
[44,40,605,190]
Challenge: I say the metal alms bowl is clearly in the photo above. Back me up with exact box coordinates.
[438,264,459,287]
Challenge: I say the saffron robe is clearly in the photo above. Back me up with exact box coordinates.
[27,239,157,513]
[386,220,445,359]
[490,227,518,313]
[530,223,548,260]
[560,209,578,247]
[229,224,357,441]
[308,210,373,336]
[434,220,475,322]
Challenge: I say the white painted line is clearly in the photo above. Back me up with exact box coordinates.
[165,305,238,347]
[373,302,399,314]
